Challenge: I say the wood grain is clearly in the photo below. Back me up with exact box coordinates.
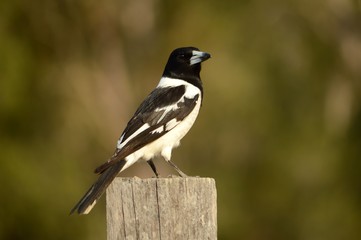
[106,177,217,240]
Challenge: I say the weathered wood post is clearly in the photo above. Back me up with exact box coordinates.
[106,177,217,240]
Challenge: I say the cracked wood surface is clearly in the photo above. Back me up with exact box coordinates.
[106,177,217,240]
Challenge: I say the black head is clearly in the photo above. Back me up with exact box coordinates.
[162,47,211,85]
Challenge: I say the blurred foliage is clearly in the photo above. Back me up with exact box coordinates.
[1,0,361,239]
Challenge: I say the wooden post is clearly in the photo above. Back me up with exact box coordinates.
[106,177,217,240]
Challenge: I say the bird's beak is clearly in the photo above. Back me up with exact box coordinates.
[190,50,211,65]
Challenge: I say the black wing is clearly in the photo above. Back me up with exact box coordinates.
[120,85,186,141]
[94,85,200,174]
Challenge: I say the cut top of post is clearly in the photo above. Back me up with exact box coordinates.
[106,177,217,240]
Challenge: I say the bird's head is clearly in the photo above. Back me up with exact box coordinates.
[163,47,211,81]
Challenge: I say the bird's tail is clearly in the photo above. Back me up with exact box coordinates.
[70,160,126,215]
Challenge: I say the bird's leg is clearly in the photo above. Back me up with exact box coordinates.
[167,160,188,177]
[147,159,159,177]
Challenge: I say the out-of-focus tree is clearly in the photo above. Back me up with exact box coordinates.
[1,0,361,239]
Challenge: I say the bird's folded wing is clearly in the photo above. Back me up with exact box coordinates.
[94,85,200,174]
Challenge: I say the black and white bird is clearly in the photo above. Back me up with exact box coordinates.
[70,47,210,214]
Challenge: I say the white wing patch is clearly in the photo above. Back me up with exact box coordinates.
[151,126,164,134]
[117,123,150,149]
[154,108,168,124]
[154,98,184,124]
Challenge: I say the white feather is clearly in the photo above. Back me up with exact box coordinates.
[117,123,150,149]
[154,102,181,124]
[151,126,164,134]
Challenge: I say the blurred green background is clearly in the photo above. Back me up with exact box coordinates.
[1,0,361,239]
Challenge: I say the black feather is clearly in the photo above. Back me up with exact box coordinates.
[70,160,126,214]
